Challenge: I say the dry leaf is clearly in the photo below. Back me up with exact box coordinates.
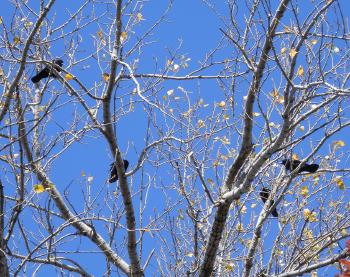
[289,48,297,58]
[218,101,226,108]
[224,262,234,271]
[303,209,317,222]
[197,119,205,128]
[335,177,345,190]
[300,186,308,197]
[13,37,20,45]
[297,65,304,76]
[34,184,45,193]
[24,21,33,28]
[102,73,110,82]
[120,32,127,43]
[97,30,103,40]
[65,73,73,80]
[136,13,143,22]
[271,89,279,98]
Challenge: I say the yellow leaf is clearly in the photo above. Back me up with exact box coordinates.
[297,65,304,76]
[197,119,205,128]
[284,26,292,33]
[24,21,33,28]
[81,171,86,177]
[102,73,110,82]
[300,186,308,197]
[221,136,230,145]
[311,39,318,45]
[173,64,180,71]
[207,178,213,184]
[97,30,103,40]
[218,101,226,108]
[303,208,311,218]
[167,89,174,96]
[224,262,234,271]
[34,184,45,193]
[162,95,167,100]
[186,252,194,257]
[169,108,173,113]
[136,13,143,22]
[335,177,345,190]
[289,48,297,58]
[65,73,73,80]
[335,140,345,147]
[236,223,244,232]
[120,32,127,43]
[213,160,219,167]
[341,229,347,236]
[271,89,279,98]
[166,60,173,67]
[292,154,299,160]
[251,203,256,208]
[253,112,260,117]
[223,114,229,120]
[311,271,317,277]
[278,96,284,104]
[0,16,2,24]
[303,209,317,222]
[281,47,286,55]
[13,37,20,45]
[299,125,305,131]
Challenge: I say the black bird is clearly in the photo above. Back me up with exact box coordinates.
[281,159,319,173]
[260,187,278,217]
[109,159,129,183]
[31,59,63,83]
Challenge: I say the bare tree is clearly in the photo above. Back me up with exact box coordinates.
[0,0,349,276]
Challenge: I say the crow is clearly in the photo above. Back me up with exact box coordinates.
[31,59,63,83]
[260,187,278,217]
[109,159,129,183]
[281,159,319,173]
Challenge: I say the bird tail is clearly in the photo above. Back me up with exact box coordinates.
[31,74,41,83]
[271,209,279,217]
[31,70,48,83]
[304,164,319,173]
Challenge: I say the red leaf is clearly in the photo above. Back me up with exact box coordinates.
[346,240,350,253]
[340,259,350,269]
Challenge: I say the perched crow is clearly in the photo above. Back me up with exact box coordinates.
[260,187,278,217]
[31,59,63,83]
[109,159,129,183]
[281,159,319,173]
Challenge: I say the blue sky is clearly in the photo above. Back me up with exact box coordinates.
[1,0,350,276]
